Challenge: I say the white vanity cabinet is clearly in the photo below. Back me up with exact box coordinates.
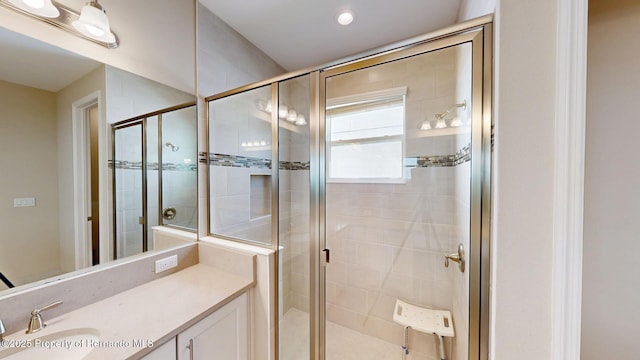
[177,292,248,360]
[141,338,177,360]
[140,292,248,360]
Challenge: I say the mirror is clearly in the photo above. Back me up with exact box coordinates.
[0,25,197,294]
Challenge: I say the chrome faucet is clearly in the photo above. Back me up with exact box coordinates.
[0,319,6,341]
[26,301,63,334]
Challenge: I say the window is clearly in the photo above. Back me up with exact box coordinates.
[327,87,406,183]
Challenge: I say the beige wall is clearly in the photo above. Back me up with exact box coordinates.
[0,80,62,288]
[456,0,495,22]
[197,2,285,239]
[105,66,194,124]
[582,1,640,358]
[196,5,286,360]
[493,0,558,358]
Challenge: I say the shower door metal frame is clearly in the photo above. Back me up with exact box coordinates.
[156,103,199,232]
[111,102,197,260]
[317,22,492,360]
[201,14,492,360]
[111,119,148,258]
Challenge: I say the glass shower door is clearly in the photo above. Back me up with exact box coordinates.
[278,74,312,360]
[113,122,146,259]
[160,105,198,230]
[322,37,479,360]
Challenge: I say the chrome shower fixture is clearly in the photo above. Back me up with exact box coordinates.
[165,142,179,152]
[434,100,467,121]
[0,0,119,48]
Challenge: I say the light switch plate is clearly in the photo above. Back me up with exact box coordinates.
[14,197,35,207]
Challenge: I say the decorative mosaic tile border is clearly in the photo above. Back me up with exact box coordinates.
[454,144,471,166]
[407,143,471,168]
[207,144,470,171]
[413,155,457,167]
[210,153,272,169]
[109,160,197,172]
[280,161,310,170]
[208,153,311,170]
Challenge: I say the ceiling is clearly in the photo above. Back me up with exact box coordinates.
[199,0,462,71]
[0,27,101,92]
[0,1,462,91]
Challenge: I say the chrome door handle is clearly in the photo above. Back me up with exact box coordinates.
[187,339,194,360]
[444,243,465,273]
[163,207,177,220]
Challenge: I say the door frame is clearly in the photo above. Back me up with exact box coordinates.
[316,25,492,360]
[72,91,108,269]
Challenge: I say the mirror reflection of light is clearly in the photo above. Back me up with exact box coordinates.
[241,140,270,148]
[435,119,447,129]
[22,0,44,9]
[85,24,105,37]
[449,117,462,127]
[419,120,432,130]
[295,114,307,125]
[278,104,288,119]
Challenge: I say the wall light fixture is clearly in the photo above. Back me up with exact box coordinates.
[419,100,467,131]
[8,0,58,18]
[0,0,119,48]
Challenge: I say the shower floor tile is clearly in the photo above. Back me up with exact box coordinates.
[280,308,432,360]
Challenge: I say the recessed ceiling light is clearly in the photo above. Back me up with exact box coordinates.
[337,10,355,26]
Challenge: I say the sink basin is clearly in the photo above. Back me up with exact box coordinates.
[0,328,100,359]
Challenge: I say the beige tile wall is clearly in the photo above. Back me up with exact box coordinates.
[321,45,471,360]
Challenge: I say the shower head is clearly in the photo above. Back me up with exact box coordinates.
[165,142,179,152]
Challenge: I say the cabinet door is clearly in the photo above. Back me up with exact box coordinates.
[141,338,176,360]
[177,293,248,360]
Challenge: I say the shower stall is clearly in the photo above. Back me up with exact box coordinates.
[111,103,197,260]
[206,18,491,360]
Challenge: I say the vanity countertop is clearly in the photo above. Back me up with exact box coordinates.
[0,263,255,359]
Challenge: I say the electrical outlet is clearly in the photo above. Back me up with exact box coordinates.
[155,255,178,273]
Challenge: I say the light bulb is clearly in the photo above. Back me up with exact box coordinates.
[295,114,307,126]
[23,0,44,9]
[419,120,432,130]
[287,110,297,122]
[264,101,273,113]
[85,24,105,37]
[278,105,288,119]
[72,2,116,43]
[450,117,462,127]
[9,0,59,17]
[435,119,447,129]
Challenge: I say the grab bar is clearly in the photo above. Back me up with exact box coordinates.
[0,271,15,288]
